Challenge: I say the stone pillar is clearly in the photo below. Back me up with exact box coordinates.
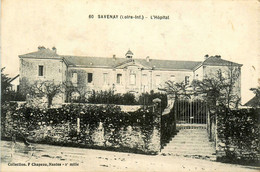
[92,122,105,146]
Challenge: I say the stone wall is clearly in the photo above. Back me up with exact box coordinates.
[1,102,161,154]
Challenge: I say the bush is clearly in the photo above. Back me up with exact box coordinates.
[1,102,161,154]
[86,90,137,105]
[1,91,26,102]
[73,90,167,109]
[138,91,167,110]
[217,106,260,163]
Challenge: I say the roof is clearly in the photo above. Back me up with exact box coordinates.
[125,49,133,56]
[244,96,259,107]
[62,55,201,70]
[19,49,242,71]
[19,48,59,58]
[63,56,127,68]
[135,59,201,70]
[8,74,20,83]
[203,56,242,67]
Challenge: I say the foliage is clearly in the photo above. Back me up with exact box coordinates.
[63,81,88,103]
[81,90,137,105]
[217,106,260,162]
[192,67,240,110]
[87,90,121,104]
[248,87,260,107]
[2,102,160,153]
[1,67,25,102]
[24,80,63,108]
[159,81,191,99]
[2,91,26,102]
[85,90,167,109]
[138,91,167,110]
[1,67,12,94]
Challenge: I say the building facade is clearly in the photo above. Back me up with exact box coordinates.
[19,47,242,104]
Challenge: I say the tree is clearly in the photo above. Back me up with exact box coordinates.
[192,66,241,110]
[1,67,12,95]
[192,67,241,140]
[26,80,63,108]
[161,81,191,99]
[159,81,191,116]
[247,87,260,108]
[63,81,88,103]
[1,67,25,102]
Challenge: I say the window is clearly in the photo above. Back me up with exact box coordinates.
[117,74,122,84]
[38,65,44,76]
[185,76,190,85]
[88,73,93,83]
[103,73,108,84]
[130,74,136,85]
[142,74,148,85]
[155,75,161,86]
[72,73,77,83]
[170,75,175,81]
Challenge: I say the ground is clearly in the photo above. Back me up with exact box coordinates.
[1,141,259,172]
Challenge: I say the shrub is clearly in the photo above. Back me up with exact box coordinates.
[138,92,167,110]
[217,106,260,163]
[86,90,137,105]
[1,102,161,154]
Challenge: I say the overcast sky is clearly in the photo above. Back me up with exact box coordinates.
[1,0,259,104]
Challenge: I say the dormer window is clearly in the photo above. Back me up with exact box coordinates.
[125,49,133,59]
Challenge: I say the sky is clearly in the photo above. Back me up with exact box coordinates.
[1,0,260,104]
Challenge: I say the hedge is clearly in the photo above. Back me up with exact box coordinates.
[1,102,161,154]
[217,107,260,164]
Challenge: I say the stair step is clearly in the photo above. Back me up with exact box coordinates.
[165,146,214,150]
[162,150,215,155]
[165,146,215,150]
[161,128,216,159]
[170,139,210,142]
[161,150,216,155]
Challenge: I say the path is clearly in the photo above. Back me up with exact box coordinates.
[1,140,258,172]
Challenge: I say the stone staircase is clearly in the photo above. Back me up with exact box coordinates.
[161,125,216,161]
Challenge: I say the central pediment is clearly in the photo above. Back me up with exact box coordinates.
[113,59,152,70]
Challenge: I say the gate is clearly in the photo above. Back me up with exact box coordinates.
[175,99,207,124]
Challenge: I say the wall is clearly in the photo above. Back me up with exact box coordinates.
[20,58,65,83]
[19,57,67,104]
[203,65,241,99]
[193,65,203,81]
[152,70,194,92]
[2,102,161,154]
[67,66,194,96]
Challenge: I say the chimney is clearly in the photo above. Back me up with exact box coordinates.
[113,54,116,61]
[204,54,209,60]
[38,46,46,51]
[52,46,57,53]
[146,56,150,62]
